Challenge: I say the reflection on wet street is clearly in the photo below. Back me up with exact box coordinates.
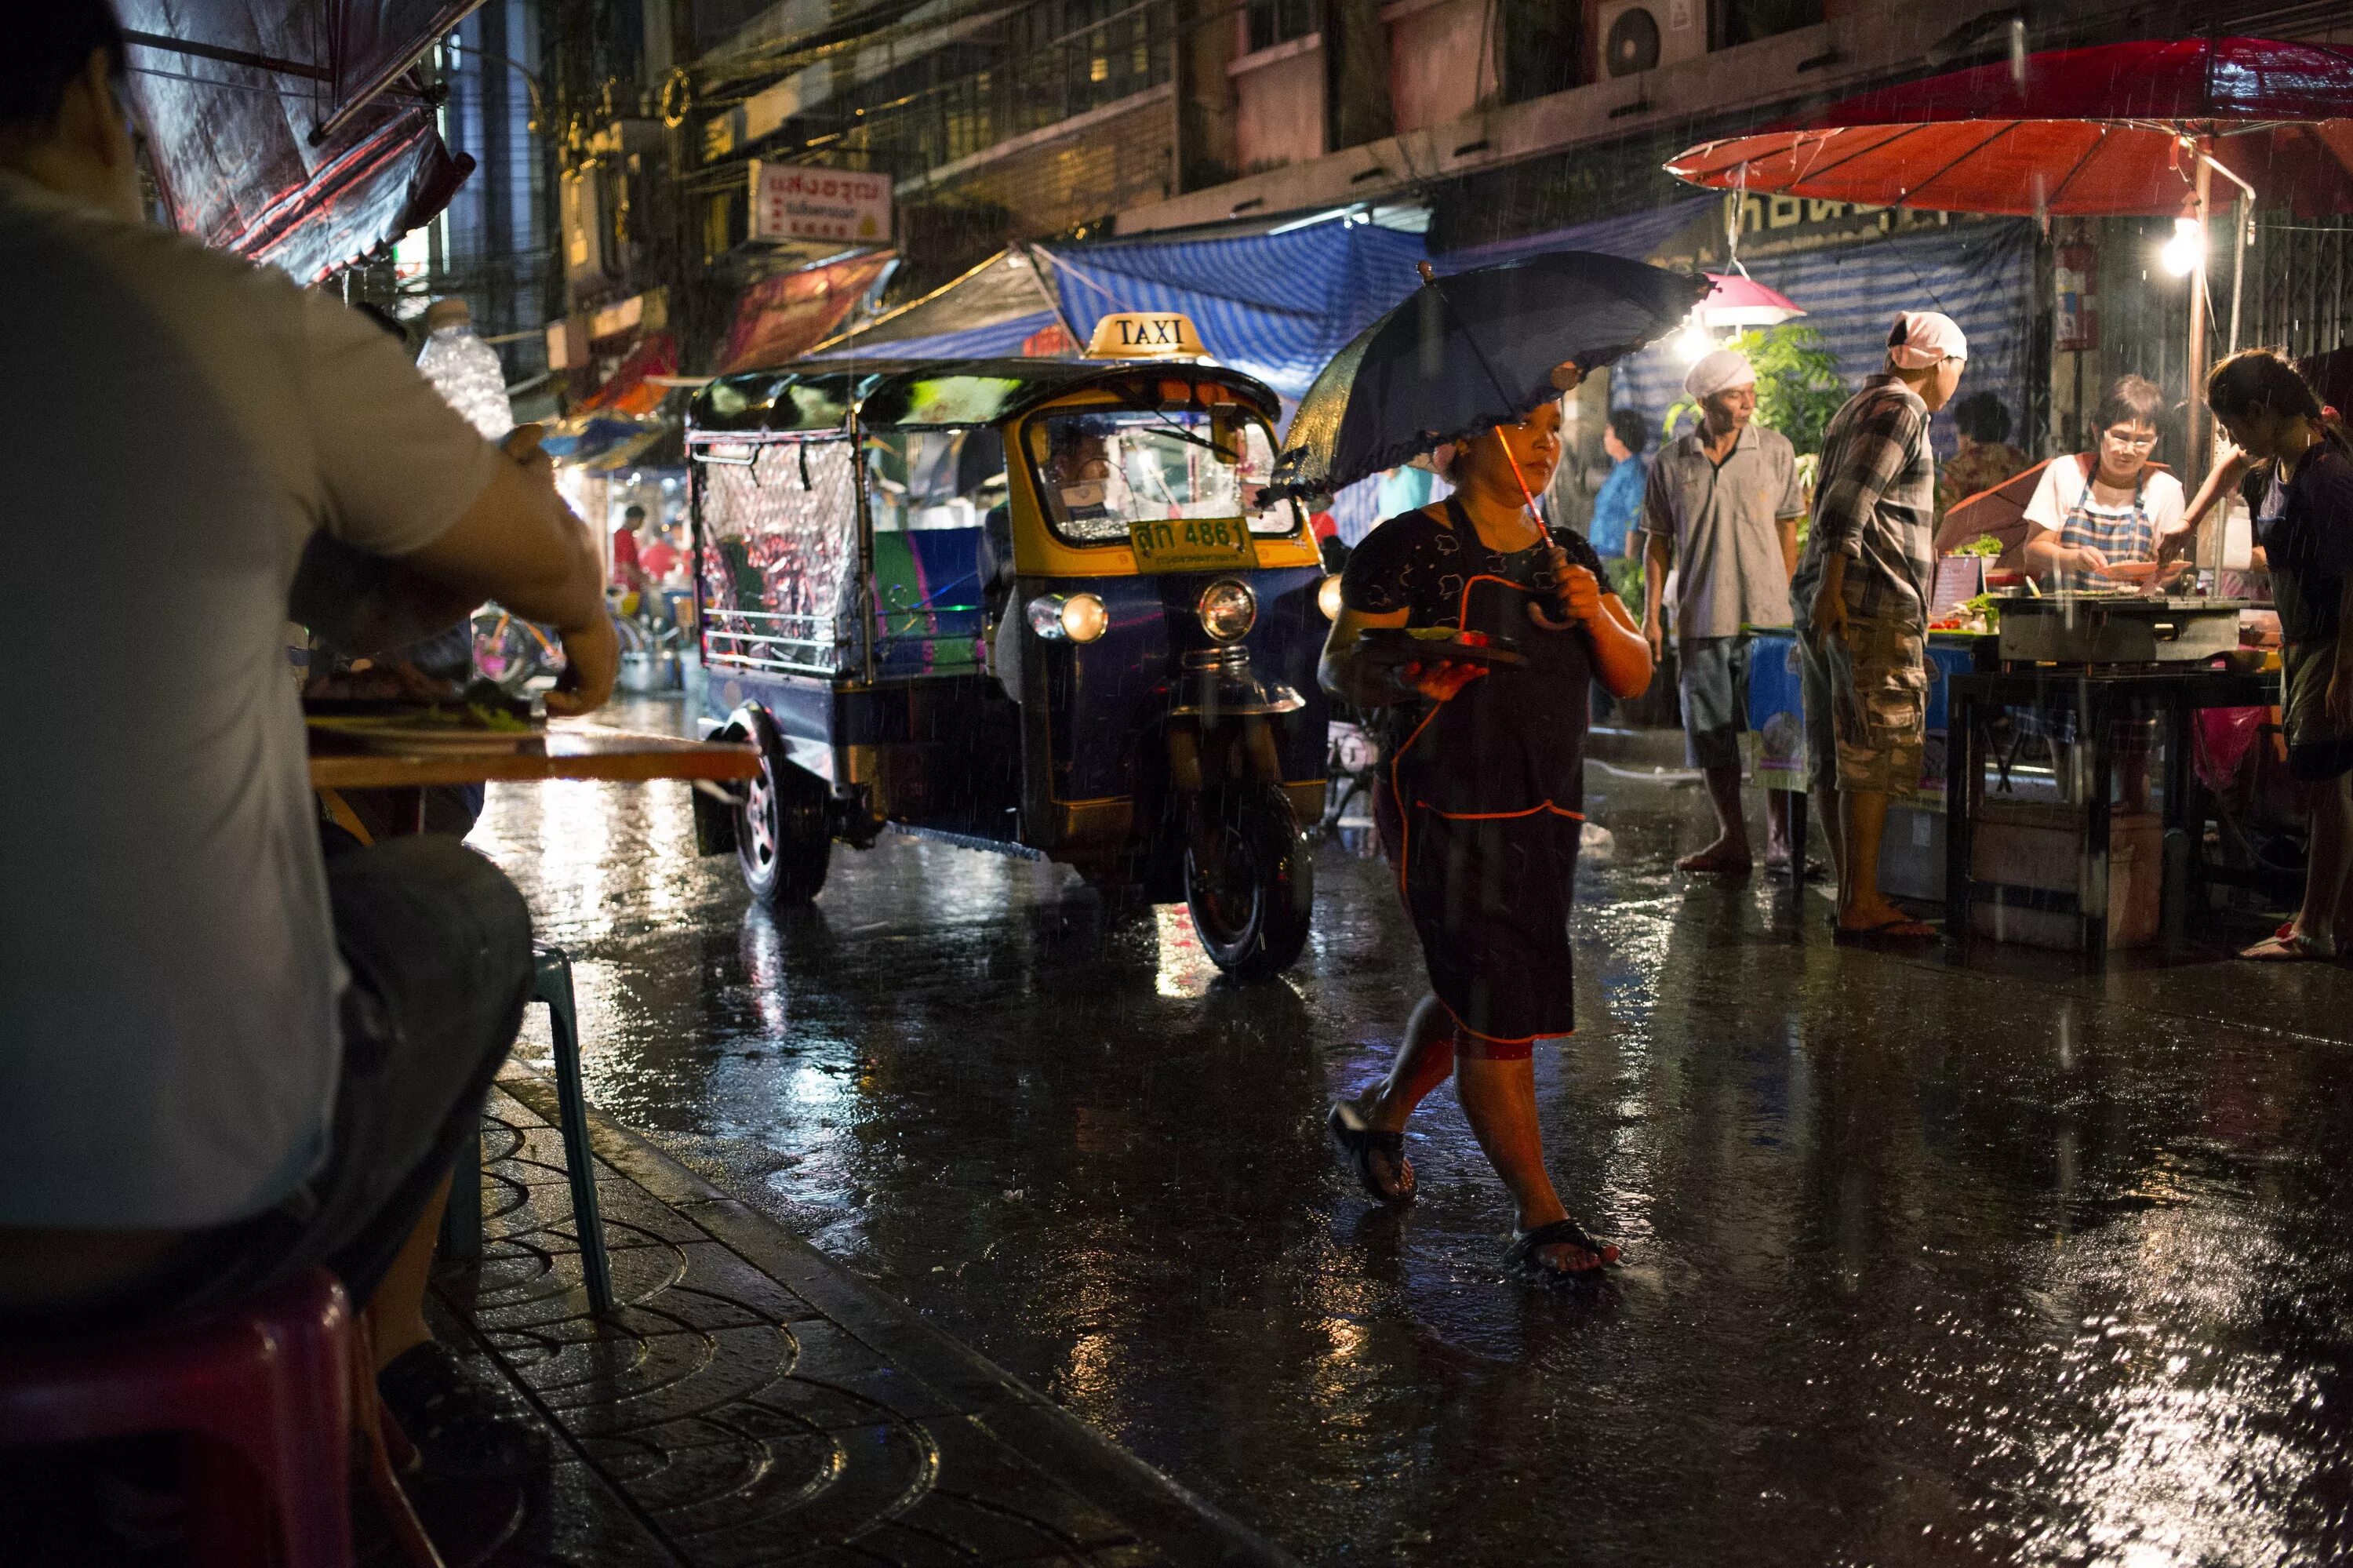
[472,699,2353,1566]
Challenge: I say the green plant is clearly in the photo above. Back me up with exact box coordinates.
[1664,325,1850,459]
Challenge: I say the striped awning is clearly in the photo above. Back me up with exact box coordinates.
[1609,220,2036,450]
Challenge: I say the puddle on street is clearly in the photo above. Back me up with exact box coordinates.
[470,697,2353,1567]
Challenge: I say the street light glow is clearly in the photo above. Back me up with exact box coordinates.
[2159,216,2206,278]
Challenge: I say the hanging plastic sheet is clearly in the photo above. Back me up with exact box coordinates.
[118,1,480,281]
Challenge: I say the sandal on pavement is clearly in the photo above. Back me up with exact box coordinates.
[1502,1218,1620,1284]
[1675,849,1754,876]
[1329,1101,1415,1206]
[2240,922,2335,962]
[1831,915,1940,946]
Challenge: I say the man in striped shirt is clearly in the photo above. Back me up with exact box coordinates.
[1789,311,1968,942]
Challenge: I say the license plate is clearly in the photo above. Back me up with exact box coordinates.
[1128,517,1257,573]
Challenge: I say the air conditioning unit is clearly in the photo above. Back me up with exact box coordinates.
[1595,0,1707,78]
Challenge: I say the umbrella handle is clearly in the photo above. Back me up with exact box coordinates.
[1490,428,1547,532]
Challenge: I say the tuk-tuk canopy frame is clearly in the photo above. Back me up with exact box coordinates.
[687,358,1283,438]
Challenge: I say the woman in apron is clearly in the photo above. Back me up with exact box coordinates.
[1318,397,1653,1283]
[2019,375,2188,589]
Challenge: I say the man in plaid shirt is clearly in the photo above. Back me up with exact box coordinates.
[1789,311,1968,942]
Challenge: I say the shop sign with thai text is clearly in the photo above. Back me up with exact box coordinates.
[748,162,893,245]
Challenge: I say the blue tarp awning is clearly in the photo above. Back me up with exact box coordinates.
[1039,220,1430,402]
[1608,220,2036,447]
[831,310,1064,362]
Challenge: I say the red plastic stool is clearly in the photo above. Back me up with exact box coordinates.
[0,1266,355,1568]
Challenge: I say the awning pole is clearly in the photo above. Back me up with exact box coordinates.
[2228,191,2247,355]
[2185,155,2210,485]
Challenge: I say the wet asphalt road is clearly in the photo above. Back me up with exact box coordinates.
[473,697,2353,1568]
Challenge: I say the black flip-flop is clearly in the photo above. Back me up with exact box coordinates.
[1502,1218,1620,1284]
[1328,1101,1415,1206]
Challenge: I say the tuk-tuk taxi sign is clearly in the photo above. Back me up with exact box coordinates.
[1086,312,1206,360]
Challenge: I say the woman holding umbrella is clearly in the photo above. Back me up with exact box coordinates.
[1266,250,1699,1281]
[1321,390,1654,1282]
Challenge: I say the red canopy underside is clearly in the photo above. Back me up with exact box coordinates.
[1672,118,2353,217]
[1668,37,2353,217]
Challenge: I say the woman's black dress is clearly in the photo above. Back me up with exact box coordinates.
[1340,498,1602,1046]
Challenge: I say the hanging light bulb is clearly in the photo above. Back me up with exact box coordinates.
[1675,317,1717,362]
[2158,216,2206,278]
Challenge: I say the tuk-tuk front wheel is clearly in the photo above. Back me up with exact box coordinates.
[738,721,832,907]
[1184,784,1313,979]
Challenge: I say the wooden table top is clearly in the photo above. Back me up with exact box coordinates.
[308,721,759,790]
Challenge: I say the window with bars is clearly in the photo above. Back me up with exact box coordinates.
[776,3,1176,188]
[1246,0,1318,54]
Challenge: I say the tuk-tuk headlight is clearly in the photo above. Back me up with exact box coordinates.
[1028,592,1108,643]
[1317,573,1344,620]
[1196,579,1257,642]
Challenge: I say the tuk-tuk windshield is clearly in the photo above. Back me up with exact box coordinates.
[1029,410,1295,546]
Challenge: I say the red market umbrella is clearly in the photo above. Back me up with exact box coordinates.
[1667,37,2353,219]
[1667,38,2353,476]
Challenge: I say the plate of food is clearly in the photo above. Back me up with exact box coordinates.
[307,700,543,754]
[1355,627,1528,670]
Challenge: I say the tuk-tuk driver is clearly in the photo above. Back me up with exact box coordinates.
[984,421,1120,697]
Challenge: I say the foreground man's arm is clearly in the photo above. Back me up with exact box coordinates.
[395,427,617,715]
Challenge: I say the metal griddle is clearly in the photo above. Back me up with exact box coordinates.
[1995,592,2246,666]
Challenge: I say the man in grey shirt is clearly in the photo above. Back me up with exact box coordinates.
[1642,347,1808,875]
[0,5,615,1484]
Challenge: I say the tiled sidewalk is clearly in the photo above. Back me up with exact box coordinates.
[426,1069,1291,1568]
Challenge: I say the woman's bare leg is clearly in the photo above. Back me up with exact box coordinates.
[1456,1054,1607,1270]
[1334,995,1456,1203]
[1358,994,1456,1131]
[1454,1056,1563,1225]
[2313,773,2353,942]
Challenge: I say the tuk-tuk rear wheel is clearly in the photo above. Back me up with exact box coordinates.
[737,720,832,907]
[1184,784,1313,979]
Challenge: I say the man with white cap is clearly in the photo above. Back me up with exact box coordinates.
[1789,309,1968,943]
[1642,346,1808,875]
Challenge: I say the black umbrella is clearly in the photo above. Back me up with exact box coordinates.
[1264,251,1709,503]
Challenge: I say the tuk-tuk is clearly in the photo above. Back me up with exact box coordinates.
[685,313,1333,977]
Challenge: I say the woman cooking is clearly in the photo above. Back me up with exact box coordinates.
[1318,391,1654,1284]
[2019,375,2190,589]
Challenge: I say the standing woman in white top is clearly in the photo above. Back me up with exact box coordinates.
[2020,375,2191,590]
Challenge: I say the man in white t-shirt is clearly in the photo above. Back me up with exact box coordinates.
[1,6,615,1489]
[2020,375,2190,591]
